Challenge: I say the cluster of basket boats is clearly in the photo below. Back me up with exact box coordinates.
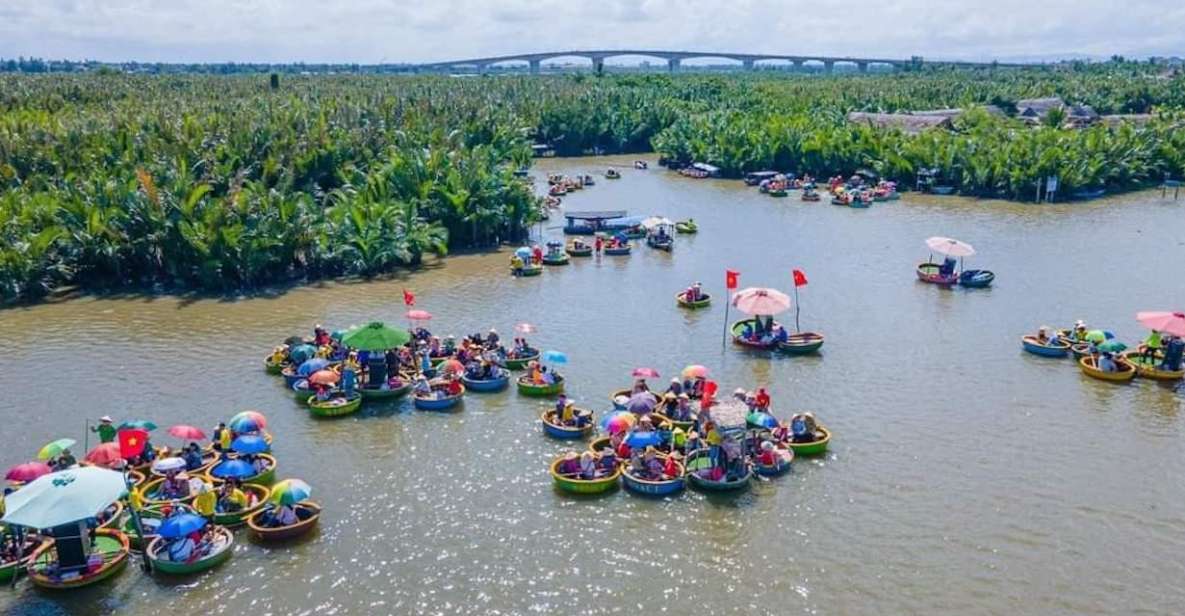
[1021,325,1185,383]
[0,414,318,590]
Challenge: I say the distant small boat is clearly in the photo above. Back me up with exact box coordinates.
[605,169,621,179]
[930,186,956,195]
[1071,188,1106,200]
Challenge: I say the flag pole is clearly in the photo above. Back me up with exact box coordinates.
[794,285,801,333]
[722,293,731,350]
[123,468,153,572]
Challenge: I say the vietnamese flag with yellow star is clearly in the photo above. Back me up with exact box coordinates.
[118,429,148,459]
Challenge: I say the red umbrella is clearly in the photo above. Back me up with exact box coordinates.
[407,310,433,321]
[1136,311,1185,337]
[514,322,537,334]
[632,367,660,379]
[84,442,125,467]
[6,461,52,483]
[440,359,465,374]
[309,370,341,385]
[167,425,207,441]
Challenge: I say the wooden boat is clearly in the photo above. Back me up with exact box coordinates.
[634,161,648,169]
[603,244,631,256]
[516,264,543,277]
[753,447,794,477]
[768,187,788,197]
[801,191,821,202]
[540,408,595,439]
[566,243,593,257]
[151,451,218,479]
[264,356,285,375]
[685,451,751,492]
[784,426,832,456]
[830,197,850,206]
[1079,356,1136,382]
[95,501,125,530]
[588,436,611,453]
[542,252,570,266]
[609,389,658,410]
[778,332,825,354]
[605,169,621,179]
[246,501,321,541]
[413,382,465,411]
[651,409,697,432]
[549,458,621,495]
[622,457,685,496]
[646,235,674,251]
[916,262,959,285]
[210,483,271,527]
[730,319,780,351]
[1071,343,1093,358]
[517,375,564,397]
[0,535,50,585]
[675,220,697,234]
[461,373,510,392]
[146,525,234,575]
[308,393,362,418]
[281,366,305,388]
[28,528,129,590]
[501,351,540,370]
[849,197,871,208]
[138,477,201,507]
[676,292,711,309]
[1021,336,1070,358]
[959,269,995,288]
[1121,352,1184,381]
[358,382,411,400]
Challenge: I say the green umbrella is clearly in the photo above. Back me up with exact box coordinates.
[1084,330,1108,343]
[341,321,411,351]
[1097,340,1127,353]
[37,438,76,461]
[119,419,157,432]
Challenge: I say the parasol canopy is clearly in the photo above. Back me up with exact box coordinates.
[37,438,76,461]
[231,434,270,455]
[1084,330,1111,343]
[119,419,157,432]
[515,246,533,259]
[640,216,674,230]
[631,367,660,379]
[746,412,779,429]
[624,431,664,449]
[270,479,313,506]
[342,321,411,351]
[600,411,637,435]
[297,358,331,376]
[681,365,709,379]
[308,370,340,386]
[228,410,268,433]
[166,425,206,441]
[209,459,256,480]
[157,512,207,539]
[440,359,465,375]
[289,344,317,364]
[406,310,433,321]
[542,350,568,364]
[731,287,792,315]
[1,466,127,529]
[514,322,537,334]
[627,392,657,414]
[1136,311,1185,337]
[709,401,750,431]
[925,236,976,257]
[5,462,53,483]
[1096,340,1127,353]
[151,457,187,473]
[84,443,124,467]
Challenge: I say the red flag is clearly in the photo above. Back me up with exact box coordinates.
[725,270,740,290]
[118,429,149,459]
[792,269,808,287]
[402,289,415,307]
[700,380,718,410]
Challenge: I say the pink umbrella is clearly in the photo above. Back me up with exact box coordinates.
[731,287,792,315]
[632,367,660,379]
[84,442,124,467]
[1136,311,1185,337]
[407,310,433,321]
[6,461,52,483]
[925,236,976,257]
[440,359,465,374]
[682,365,709,379]
[167,425,207,441]
[514,322,537,334]
[603,412,636,435]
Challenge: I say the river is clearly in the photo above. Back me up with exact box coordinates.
[2,155,1184,615]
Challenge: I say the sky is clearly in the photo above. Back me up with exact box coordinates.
[1,0,1182,64]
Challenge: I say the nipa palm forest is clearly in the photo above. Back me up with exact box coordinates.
[2,64,1183,301]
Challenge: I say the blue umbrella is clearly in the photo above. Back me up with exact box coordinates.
[624,431,663,449]
[289,344,317,364]
[542,350,568,364]
[515,246,533,259]
[209,459,256,479]
[297,358,331,376]
[230,434,269,455]
[157,512,207,539]
[746,412,778,429]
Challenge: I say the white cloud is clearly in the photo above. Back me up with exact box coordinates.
[0,0,1182,63]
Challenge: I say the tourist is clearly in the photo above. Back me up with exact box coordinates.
[1160,335,1184,371]
[183,443,204,471]
[632,378,650,394]
[938,255,957,277]
[579,451,598,480]
[91,416,117,444]
[755,388,771,411]
[790,414,813,443]
[193,483,216,518]
[663,450,682,478]
[672,394,693,421]
[741,321,754,341]
[666,378,683,396]
[213,422,230,450]
[165,527,196,562]
[57,449,77,469]
[1071,320,1088,342]
[487,328,500,347]
[1098,352,1118,372]
[510,253,524,276]
[1143,329,1163,363]
[271,503,298,528]
[342,363,356,396]
[217,480,246,512]
[598,448,617,474]
[531,244,543,265]
[757,441,779,467]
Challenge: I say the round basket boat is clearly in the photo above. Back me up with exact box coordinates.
[622,456,685,496]
[753,447,794,477]
[676,292,711,309]
[778,332,825,355]
[540,408,594,440]
[308,393,362,418]
[502,352,540,370]
[138,477,202,508]
[1079,356,1136,383]
[542,253,570,266]
[28,528,129,590]
[264,357,285,375]
[675,221,698,234]
[517,375,564,397]
[209,482,271,527]
[121,503,196,550]
[567,244,593,257]
[651,410,697,432]
[916,262,959,286]
[517,265,543,277]
[246,501,321,542]
[95,501,125,531]
[588,436,611,453]
[413,383,465,411]
[359,383,411,400]
[1021,335,1070,358]
[1121,351,1185,381]
[609,388,658,410]
[461,373,510,393]
[730,319,780,351]
[207,453,277,486]
[151,451,218,479]
[549,458,621,495]
[0,535,50,585]
[959,269,995,288]
[685,451,752,492]
[603,245,631,256]
[146,525,234,575]
[292,381,316,405]
[784,425,832,457]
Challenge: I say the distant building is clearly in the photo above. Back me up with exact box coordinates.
[1016,97,1067,119]
[909,105,1006,118]
[846,112,953,134]
[1100,114,1155,127]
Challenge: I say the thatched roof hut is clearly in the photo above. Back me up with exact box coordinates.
[846,112,953,134]
[1016,97,1067,118]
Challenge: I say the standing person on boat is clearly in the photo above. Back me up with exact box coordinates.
[1142,330,1163,363]
[594,235,604,255]
[754,388,771,411]
[1160,335,1184,371]
[531,244,543,265]
[342,363,357,397]
[939,256,957,277]
[91,416,117,443]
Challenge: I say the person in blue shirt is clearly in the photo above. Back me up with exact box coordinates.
[1098,352,1118,372]
[1160,335,1184,371]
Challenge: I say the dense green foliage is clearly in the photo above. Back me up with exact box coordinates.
[2,65,1183,301]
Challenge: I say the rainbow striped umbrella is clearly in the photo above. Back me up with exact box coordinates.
[269,479,313,506]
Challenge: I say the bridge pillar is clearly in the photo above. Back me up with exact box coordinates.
[742,59,755,71]
[667,58,681,72]
[823,60,834,74]
[857,61,869,73]
[792,60,804,72]
[529,59,541,74]
[592,57,604,74]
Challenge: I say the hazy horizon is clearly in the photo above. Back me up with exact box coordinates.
[1,0,1182,64]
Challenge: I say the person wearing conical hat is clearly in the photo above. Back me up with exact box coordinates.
[91,416,117,443]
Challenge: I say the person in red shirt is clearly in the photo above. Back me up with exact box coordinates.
[531,244,543,265]
[662,451,681,478]
[594,235,603,253]
[446,377,462,396]
[754,387,771,411]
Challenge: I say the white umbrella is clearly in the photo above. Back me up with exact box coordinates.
[152,457,187,473]
[1,466,127,529]
[925,236,976,257]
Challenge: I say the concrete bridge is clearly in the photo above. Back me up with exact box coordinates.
[418,50,1027,74]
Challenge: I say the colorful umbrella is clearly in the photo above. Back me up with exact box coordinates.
[297,358,331,376]
[270,479,312,506]
[542,350,568,364]
[5,462,52,483]
[746,412,778,429]
[157,512,207,539]
[84,443,124,467]
[118,419,157,432]
[1084,330,1109,343]
[289,344,317,364]
[627,392,657,414]
[925,236,976,257]
[37,438,76,461]
[1097,340,1127,353]
[209,459,256,480]
[731,287,792,315]
[151,457,187,473]
[1136,311,1185,337]
[229,410,268,430]
[632,367,660,379]
[406,310,433,321]
[231,434,269,455]
[330,329,347,341]
[681,365,709,379]
[514,322,537,334]
[440,359,465,374]
[600,411,637,435]
[342,321,411,351]
[166,425,206,441]
[515,246,533,259]
[308,370,340,386]
[624,431,664,449]
[0,466,127,528]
